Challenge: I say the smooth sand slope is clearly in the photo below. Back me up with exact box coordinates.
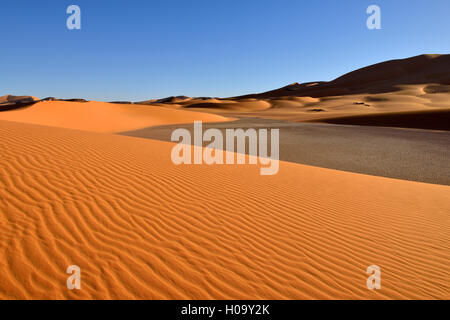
[0,120,449,299]
[0,100,229,133]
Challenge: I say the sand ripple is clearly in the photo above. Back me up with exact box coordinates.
[0,120,449,299]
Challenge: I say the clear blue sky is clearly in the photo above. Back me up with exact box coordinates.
[1,0,449,101]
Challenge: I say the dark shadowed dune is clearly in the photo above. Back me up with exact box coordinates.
[109,101,135,104]
[184,102,227,109]
[315,109,450,131]
[234,54,450,99]
[0,95,39,111]
[0,101,37,112]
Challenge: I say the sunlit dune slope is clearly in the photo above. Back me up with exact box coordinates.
[236,54,450,99]
[0,100,229,133]
[147,55,450,128]
[0,120,448,299]
[160,85,450,127]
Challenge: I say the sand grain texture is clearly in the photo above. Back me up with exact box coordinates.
[0,120,449,299]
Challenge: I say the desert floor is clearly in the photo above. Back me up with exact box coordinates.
[122,117,450,185]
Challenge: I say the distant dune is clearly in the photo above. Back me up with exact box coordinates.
[235,54,450,99]
[0,120,449,299]
[0,95,39,111]
[0,95,39,105]
[138,54,450,130]
[0,100,230,133]
[2,54,449,130]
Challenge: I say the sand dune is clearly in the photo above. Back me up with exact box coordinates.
[0,120,448,299]
[1,54,449,300]
[140,55,450,129]
[0,100,229,133]
[6,55,444,131]
[157,85,450,128]
[236,54,450,99]
[0,95,40,111]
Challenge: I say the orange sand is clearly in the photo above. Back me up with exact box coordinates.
[0,100,230,133]
[0,120,448,299]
